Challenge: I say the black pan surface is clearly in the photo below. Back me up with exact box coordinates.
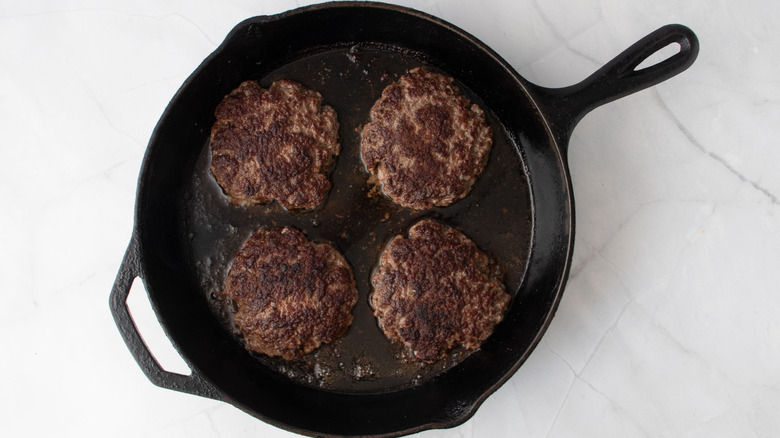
[110,2,698,437]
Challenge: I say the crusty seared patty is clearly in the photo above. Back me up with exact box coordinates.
[371,219,509,362]
[210,80,339,210]
[221,227,357,360]
[360,67,492,209]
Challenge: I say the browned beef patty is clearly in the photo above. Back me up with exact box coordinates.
[221,227,357,360]
[371,219,510,362]
[360,67,493,209]
[210,80,340,210]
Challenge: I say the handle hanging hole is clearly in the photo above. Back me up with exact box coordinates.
[635,42,682,71]
[126,278,193,376]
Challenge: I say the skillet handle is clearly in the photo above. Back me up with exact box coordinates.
[109,235,221,400]
[536,24,699,146]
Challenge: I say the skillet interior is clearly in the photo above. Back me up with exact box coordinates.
[184,44,533,393]
[135,3,573,436]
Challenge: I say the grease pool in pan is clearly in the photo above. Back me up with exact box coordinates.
[182,44,533,393]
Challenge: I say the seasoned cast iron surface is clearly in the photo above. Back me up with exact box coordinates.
[182,45,532,393]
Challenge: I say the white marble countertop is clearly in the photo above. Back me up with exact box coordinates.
[2,0,778,437]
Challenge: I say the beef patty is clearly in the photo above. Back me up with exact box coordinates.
[360,67,493,209]
[221,227,358,360]
[371,219,510,362]
[210,80,340,210]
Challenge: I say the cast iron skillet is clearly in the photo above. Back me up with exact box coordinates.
[109,2,698,436]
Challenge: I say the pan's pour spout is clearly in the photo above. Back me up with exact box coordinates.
[532,24,699,149]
